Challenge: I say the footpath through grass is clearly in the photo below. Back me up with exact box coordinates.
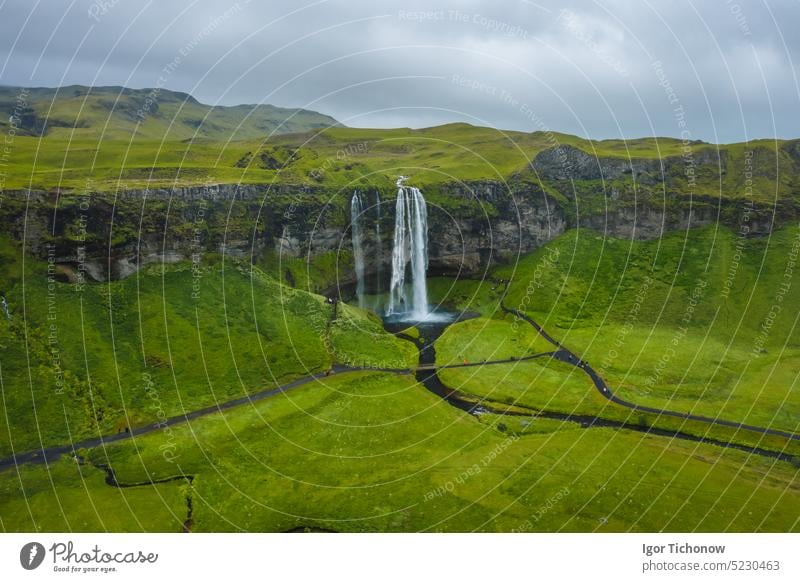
[431,225,800,455]
[2,371,797,532]
[0,237,415,457]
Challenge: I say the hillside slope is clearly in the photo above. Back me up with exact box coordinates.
[0,235,415,456]
[0,85,340,140]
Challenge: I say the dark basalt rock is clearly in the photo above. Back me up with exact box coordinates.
[0,168,789,286]
[530,143,728,188]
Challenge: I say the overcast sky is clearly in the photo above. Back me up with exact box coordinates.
[1,0,798,142]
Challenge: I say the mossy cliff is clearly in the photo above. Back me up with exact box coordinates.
[1,140,795,291]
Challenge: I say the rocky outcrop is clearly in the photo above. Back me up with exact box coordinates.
[1,186,340,282]
[580,203,775,240]
[533,144,651,183]
[528,143,795,236]
[531,143,726,188]
[426,181,565,274]
[0,161,789,289]
[0,181,569,286]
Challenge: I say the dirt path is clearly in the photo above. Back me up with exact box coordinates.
[501,304,800,442]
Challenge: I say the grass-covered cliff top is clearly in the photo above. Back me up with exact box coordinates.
[2,92,798,205]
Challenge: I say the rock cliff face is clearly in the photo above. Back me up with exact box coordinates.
[531,143,726,185]
[1,145,790,289]
[0,181,569,287]
[1,185,343,283]
[425,181,566,276]
[528,143,787,237]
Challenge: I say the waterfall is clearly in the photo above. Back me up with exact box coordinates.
[388,177,429,319]
[375,192,382,292]
[350,191,366,308]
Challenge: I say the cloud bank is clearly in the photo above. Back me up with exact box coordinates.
[1,0,798,142]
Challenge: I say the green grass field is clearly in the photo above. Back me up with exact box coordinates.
[0,123,552,191]
[2,370,797,532]
[0,236,415,457]
[437,316,554,364]
[496,225,800,431]
[0,460,187,532]
[1,90,798,532]
[2,224,800,531]
[425,225,800,459]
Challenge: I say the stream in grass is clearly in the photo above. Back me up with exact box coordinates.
[383,309,483,413]
[381,306,799,463]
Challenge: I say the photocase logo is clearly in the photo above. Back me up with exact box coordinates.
[20,542,46,570]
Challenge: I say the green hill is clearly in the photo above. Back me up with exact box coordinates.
[0,85,340,141]
[2,111,799,214]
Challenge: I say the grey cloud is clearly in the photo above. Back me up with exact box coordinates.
[0,0,798,142]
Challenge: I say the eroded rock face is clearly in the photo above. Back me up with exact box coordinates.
[530,143,727,188]
[425,182,566,275]
[0,171,783,287]
[0,185,339,282]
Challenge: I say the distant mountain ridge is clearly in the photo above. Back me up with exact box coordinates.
[0,84,341,140]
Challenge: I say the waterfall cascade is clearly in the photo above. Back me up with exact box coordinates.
[388,177,429,319]
[375,192,382,291]
[350,191,366,308]
[349,180,430,320]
